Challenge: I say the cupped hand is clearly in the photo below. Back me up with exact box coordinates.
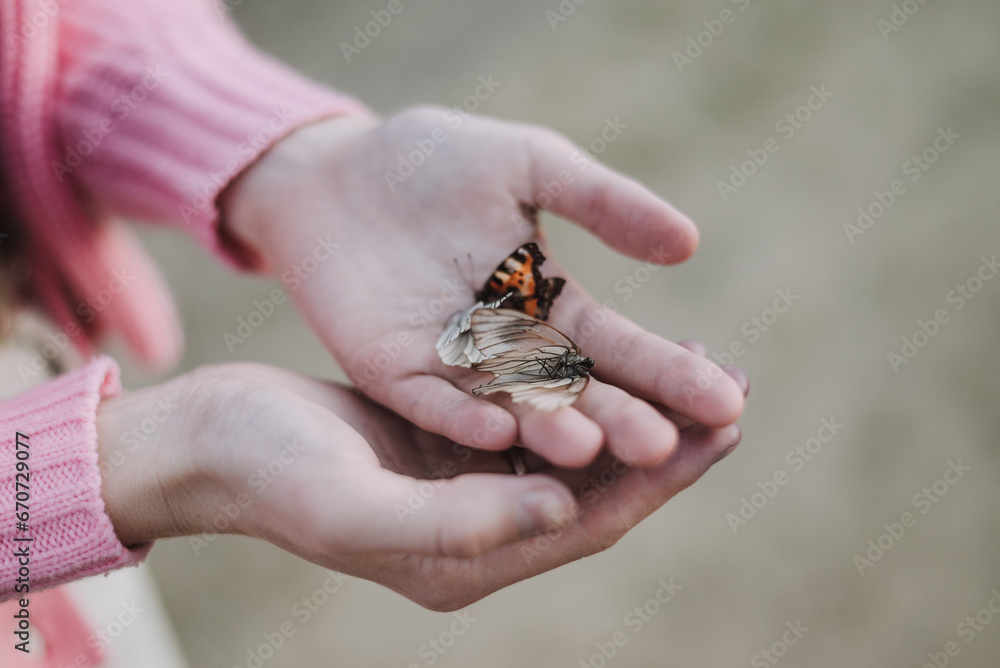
[95,357,746,610]
[222,108,744,468]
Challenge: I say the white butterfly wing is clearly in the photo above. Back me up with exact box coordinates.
[473,373,589,412]
[435,305,482,367]
[470,308,578,357]
[435,296,511,367]
[470,308,591,412]
[472,345,572,375]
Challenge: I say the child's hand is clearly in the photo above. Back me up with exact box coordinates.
[222,108,744,468]
[96,358,745,610]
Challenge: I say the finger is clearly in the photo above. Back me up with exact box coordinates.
[519,422,741,560]
[454,376,604,468]
[721,364,750,396]
[674,342,750,401]
[655,339,705,428]
[523,129,699,263]
[451,361,605,468]
[238,359,519,452]
[514,406,604,468]
[344,470,579,558]
[641,422,742,491]
[653,364,750,429]
[572,379,678,467]
[676,339,706,356]
[556,284,745,427]
[394,421,742,607]
[377,373,519,452]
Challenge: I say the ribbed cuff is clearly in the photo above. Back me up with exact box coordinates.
[0,356,150,601]
[56,0,370,268]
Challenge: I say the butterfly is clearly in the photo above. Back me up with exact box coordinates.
[475,242,565,320]
[436,243,566,367]
[470,308,594,412]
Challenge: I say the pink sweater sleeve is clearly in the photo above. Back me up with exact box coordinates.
[0,357,148,602]
[54,0,370,265]
[0,0,369,367]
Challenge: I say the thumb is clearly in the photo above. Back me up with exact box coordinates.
[350,471,578,558]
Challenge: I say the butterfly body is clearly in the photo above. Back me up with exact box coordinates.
[436,243,565,368]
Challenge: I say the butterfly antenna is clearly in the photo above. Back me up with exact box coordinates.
[452,252,477,294]
[465,252,475,291]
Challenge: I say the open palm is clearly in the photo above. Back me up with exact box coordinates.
[223,108,744,468]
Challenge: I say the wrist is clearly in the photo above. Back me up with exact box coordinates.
[220,114,380,271]
[95,374,224,545]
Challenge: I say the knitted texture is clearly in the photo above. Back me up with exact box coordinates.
[0,356,148,602]
[0,0,368,368]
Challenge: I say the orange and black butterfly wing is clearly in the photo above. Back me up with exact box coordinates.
[475,242,546,307]
[528,277,565,321]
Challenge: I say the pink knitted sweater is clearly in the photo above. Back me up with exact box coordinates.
[0,0,366,601]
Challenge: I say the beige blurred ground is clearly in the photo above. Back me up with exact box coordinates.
[121,0,1000,666]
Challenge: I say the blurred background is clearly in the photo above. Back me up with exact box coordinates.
[120,0,1000,665]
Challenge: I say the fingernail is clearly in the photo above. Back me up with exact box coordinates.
[716,443,739,463]
[516,488,575,536]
